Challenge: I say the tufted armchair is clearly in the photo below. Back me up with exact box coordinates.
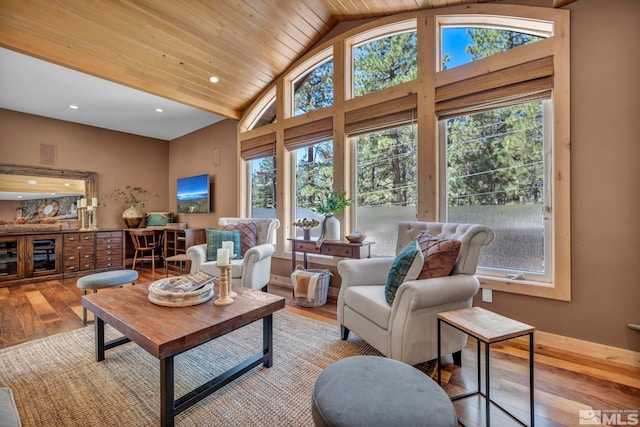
[337,221,494,366]
[187,218,280,291]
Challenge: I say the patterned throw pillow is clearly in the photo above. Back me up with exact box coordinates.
[220,222,258,257]
[384,241,424,305]
[205,229,242,261]
[415,231,461,280]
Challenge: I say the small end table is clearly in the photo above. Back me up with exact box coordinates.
[437,306,535,427]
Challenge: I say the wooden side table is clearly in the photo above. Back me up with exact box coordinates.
[437,306,535,427]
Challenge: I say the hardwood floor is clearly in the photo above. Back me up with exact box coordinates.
[1,267,638,426]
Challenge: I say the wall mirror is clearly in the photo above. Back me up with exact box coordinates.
[0,164,96,221]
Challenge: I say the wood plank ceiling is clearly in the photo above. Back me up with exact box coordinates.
[0,0,571,121]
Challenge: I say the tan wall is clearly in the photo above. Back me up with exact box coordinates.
[0,109,170,229]
[0,200,20,222]
[168,119,238,229]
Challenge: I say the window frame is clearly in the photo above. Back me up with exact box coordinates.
[237,5,570,300]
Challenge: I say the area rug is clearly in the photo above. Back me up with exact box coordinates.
[0,310,436,426]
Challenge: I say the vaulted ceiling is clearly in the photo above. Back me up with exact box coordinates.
[0,0,572,121]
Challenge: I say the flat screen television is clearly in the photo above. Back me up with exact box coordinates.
[176,173,210,213]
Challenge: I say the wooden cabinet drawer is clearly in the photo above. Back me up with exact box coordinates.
[294,242,321,254]
[64,253,94,263]
[321,245,355,257]
[80,260,95,270]
[96,255,122,269]
[96,242,122,252]
[63,259,79,273]
[64,233,94,245]
[96,231,122,241]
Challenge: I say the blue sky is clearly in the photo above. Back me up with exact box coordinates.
[441,28,474,68]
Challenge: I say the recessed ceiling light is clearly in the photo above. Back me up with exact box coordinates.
[69,105,79,110]
[17,195,22,199]
[209,76,219,84]
[155,108,163,113]
[64,183,70,186]
[51,193,56,195]
[27,179,37,185]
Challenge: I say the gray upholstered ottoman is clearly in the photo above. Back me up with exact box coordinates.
[0,388,20,427]
[311,356,456,427]
[77,270,138,324]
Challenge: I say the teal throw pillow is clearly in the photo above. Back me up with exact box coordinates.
[384,241,424,305]
[206,229,242,261]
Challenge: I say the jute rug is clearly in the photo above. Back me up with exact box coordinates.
[0,310,436,426]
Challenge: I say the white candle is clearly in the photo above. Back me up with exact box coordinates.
[222,241,234,258]
[92,197,98,207]
[87,205,93,211]
[80,198,86,208]
[217,248,229,266]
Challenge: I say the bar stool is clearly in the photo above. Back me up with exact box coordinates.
[165,253,190,277]
[77,270,138,324]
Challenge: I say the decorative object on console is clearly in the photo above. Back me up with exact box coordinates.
[144,212,174,228]
[292,218,319,240]
[345,230,366,243]
[311,189,352,242]
[106,185,159,228]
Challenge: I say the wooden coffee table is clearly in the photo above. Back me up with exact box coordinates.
[82,282,285,427]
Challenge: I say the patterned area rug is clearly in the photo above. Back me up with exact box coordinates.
[0,310,436,426]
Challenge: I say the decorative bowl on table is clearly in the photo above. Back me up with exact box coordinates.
[345,234,366,243]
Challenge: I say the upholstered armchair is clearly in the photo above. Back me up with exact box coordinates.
[337,221,494,366]
[187,218,280,291]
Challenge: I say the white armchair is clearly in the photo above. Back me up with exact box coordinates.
[337,221,494,366]
[187,218,280,291]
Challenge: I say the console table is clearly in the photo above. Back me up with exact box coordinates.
[288,238,374,271]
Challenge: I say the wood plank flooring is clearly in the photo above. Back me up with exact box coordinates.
[1,267,638,426]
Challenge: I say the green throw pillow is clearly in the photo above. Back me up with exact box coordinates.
[206,229,242,261]
[384,241,424,305]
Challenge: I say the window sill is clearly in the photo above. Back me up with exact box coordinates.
[478,274,570,301]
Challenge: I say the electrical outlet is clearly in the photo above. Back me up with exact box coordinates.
[482,288,493,303]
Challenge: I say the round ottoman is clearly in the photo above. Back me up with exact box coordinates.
[311,356,457,427]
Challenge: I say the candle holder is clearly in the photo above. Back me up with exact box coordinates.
[214,264,233,306]
[79,207,88,231]
[88,207,99,230]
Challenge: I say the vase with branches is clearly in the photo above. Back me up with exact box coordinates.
[107,185,159,228]
[311,189,352,241]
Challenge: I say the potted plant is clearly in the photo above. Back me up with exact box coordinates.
[311,189,352,241]
[107,185,159,228]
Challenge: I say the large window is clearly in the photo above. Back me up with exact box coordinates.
[249,155,277,218]
[444,101,550,281]
[293,58,334,116]
[353,31,417,97]
[239,6,569,299]
[354,125,417,255]
[293,140,334,239]
[441,27,543,70]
